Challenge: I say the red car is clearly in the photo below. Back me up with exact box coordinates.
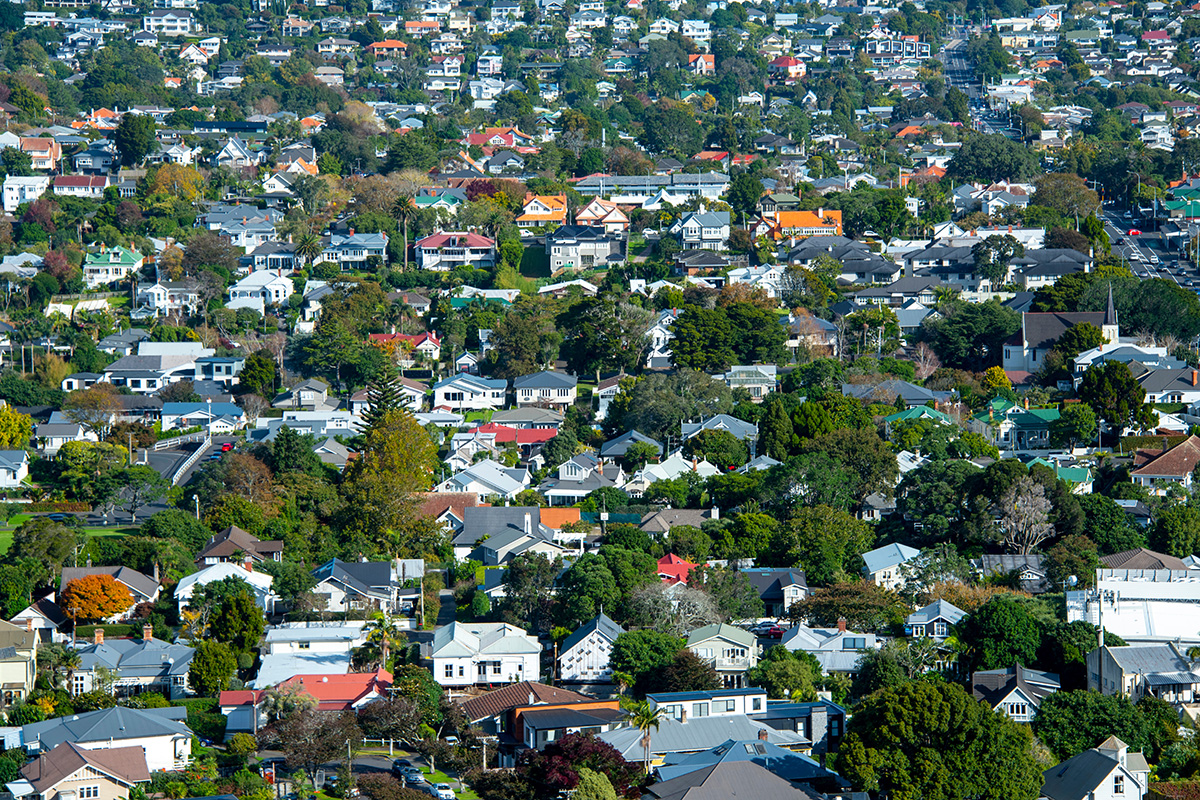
[1129,229,1142,236]
[751,623,784,639]
[221,443,234,452]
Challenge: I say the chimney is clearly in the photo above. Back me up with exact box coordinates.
[143,623,154,641]
[1024,398,1029,410]
[94,629,104,645]
[837,617,847,632]
[1192,370,1197,387]
[244,554,253,572]
[524,512,532,536]
[25,618,33,632]
[1164,437,1170,453]
[758,728,769,741]
[349,228,355,236]
[680,708,688,724]
[153,562,159,583]
[710,506,719,521]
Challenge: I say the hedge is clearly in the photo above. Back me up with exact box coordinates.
[24,502,91,512]
[1120,435,1189,453]
[173,698,227,743]
[76,625,134,639]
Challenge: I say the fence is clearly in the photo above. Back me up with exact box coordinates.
[170,436,212,485]
[152,431,209,451]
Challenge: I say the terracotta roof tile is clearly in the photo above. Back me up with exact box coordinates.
[458,681,593,722]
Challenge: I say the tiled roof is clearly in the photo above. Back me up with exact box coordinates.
[21,742,149,793]
[458,680,592,722]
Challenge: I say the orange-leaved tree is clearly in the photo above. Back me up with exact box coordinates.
[60,575,133,623]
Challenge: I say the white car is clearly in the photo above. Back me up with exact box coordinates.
[433,784,455,800]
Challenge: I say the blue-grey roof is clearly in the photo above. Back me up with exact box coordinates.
[560,613,624,655]
[76,637,193,677]
[906,599,966,627]
[23,706,191,751]
[597,714,807,759]
[681,414,758,442]
[647,688,766,703]
[656,738,843,785]
[862,543,921,575]
[598,430,663,458]
[513,370,577,390]
[433,373,507,391]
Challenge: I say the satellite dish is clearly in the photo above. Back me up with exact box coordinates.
[1067,575,1079,588]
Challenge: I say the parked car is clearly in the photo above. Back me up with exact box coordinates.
[221,442,234,452]
[749,622,784,638]
[433,785,455,800]
[406,774,430,788]
[391,760,413,777]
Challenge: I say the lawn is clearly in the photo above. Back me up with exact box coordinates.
[519,245,550,279]
[0,523,136,556]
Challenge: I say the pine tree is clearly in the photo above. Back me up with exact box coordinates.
[759,399,796,461]
[363,369,403,429]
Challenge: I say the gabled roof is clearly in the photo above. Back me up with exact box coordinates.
[1041,748,1130,800]
[277,669,392,710]
[195,525,284,562]
[972,665,1060,708]
[686,623,754,648]
[862,543,921,574]
[20,742,149,793]
[59,566,159,599]
[1131,435,1200,478]
[656,738,842,786]
[22,706,191,750]
[1101,547,1186,570]
[560,613,624,655]
[458,680,593,722]
[907,598,966,626]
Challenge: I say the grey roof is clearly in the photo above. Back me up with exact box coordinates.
[512,370,577,390]
[686,623,755,648]
[842,380,951,406]
[862,543,920,575]
[23,706,191,751]
[1105,643,1200,678]
[1041,749,1132,800]
[76,637,194,678]
[454,506,549,546]
[972,665,1060,709]
[1018,312,1107,351]
[59,566,159,599]
[738,569,808,603]
[560,613,624,655]
[644,758,817,800]
[656,738,843,785]
[599,430,663,458]
[311,559,392,599]
[521,706,624,730]
[598,715,807,760]
[906,599,966,627]
[979,554,1048,593]
[680,414,757,442]
[491,407,564,425]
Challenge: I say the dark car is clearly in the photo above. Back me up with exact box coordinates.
[751,622,784,639]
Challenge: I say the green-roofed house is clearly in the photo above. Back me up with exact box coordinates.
[83,245,144,290]
[974,398,1060,451]
[1165,199,1200,220]
[883,405,953,437]
[1028,457,1093,493]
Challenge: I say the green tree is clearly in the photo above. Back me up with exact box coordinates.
[747,646,821,700]
[113,114,157,167]
[622,701,665,775]
[240,350,278,398]
[971,234,1024,282]
[188,640,238,696]
[119,466,168,524]
[1033,691,1153,761]
[572,768,617,800]
[496,553,560,631]
[1077,360,1148,432]
[921,299,1021,369]
[270,426,322,476]
[958,595,1041,671]
[760,505,875,585]
[1152,505,1200,558]
[1045,535,1100,591]
[557,553,618,628]
[8,518,82,585]
[669,305,736,372]
[840,682,1043,800]
[139,509,211,551]
[659,649,721,693]
[205,583,267,653]
[758,398,796,461]
[682,429,748,471]
[0,566,31,618]
[611,630,685,691]
[726,173,764,218]
[1049,403,1098,448]
[945,133,1040,183]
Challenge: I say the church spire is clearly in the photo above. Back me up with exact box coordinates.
[1105,283,1118,330]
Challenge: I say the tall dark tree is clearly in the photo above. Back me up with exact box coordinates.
[363,368,404,429]
[114,114,157,167]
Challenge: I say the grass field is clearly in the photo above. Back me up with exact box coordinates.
[0,519,137,556]
[519,245,549,278]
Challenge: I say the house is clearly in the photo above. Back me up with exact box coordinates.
[214,136,261,170]
[862,543,921,590]
[134,281,201,318]
[0,620,38,703]
[842,380,952,409]
[194,525,283,566]
[598,711,807,764]
[575,198,629,232]
[36,422,97,456]
[781,621,884,675]
[368,332,441,363]
[979,554,1049,593]
[1131,435,1200,493]
[905,599,966,640]
[174,562,277,613]
[718,366,777,401]
[0,450,29,488]
[277,669,393,710]
[2,176,51,214]
[670,211,731,251]
[546,225,624,272]
[82,245,144,289]
[1042,737,1149,800]
[513,371,577,408]
[516,195,568,229]
[21,138,62,171]
[53,174,109,199]
[319,231,389,270]
[451,506,564,564]
[646,760,833,800]
[972,665,1060,722]
[681,414,757,443]
[18,706,193,772]
[653,739,846,793]
[430,621,541,687]
[558,613,623,683]
[658,553,699,585]
[11,742,149,800]
[433,373,507,411]
[687,624,758,688]
[434,459,532,500]
[1088,643,1200,703]
[71,626,194,699]
[59,566,160,619]
[538,453,623,506]
[271,379,334,412]
[229,271,293,306]
[11,599,69,644]
[415,231,497,271]
[739,569,807,618]
[311,559,399,613]
[598,430,662,461]
[142,8,192,34]
[159,402,245,433]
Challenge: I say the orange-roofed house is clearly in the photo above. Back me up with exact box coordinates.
[21,137,61,171]
[300,116,325,132]
[540,507,582,529]
[282,157,319,176]
[658,553,698,585]
[894,125,924,138]
[517,194,568,228]
[163,77,183,89]
[693,151,731,169]
[575,197,629,233]
[276,670,394,710]
[688,53,715,75]
[367,39,409,56]
[900,164,946,188]
[405,20,441,35]
[762,208,843,238]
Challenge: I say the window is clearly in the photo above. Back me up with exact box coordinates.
[445,664,454,678]
[753,698,762,711]
[692,703,709,717]
[1114,775,1124,794]
[843,637,867,650]
[458,666,464,677]
[80,787,100,799]
[716,699,735,713]
[493,661,502,675]
[73,675,86,695]
[934,621,948,637]
[297,642,310,650]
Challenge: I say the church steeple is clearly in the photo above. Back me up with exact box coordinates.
[1103,283,1120,342]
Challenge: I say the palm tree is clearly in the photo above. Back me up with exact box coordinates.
[393,195,417,272]
[59,648,81,694]
[624,700,665,775]
[364,612,403,668]
[295,232,324,268]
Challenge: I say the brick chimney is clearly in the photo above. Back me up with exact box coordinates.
[1192,370,1197,387]
[244,554,254,572]
[680,708,688,724]
[94,629,104,645]
[837,617,847,632]
[143,623,154,641]
[25,618,33,632]
[758,728,769,741]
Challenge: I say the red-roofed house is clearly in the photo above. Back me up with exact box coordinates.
[278,669,394,710]
[464,127,536,149]
[688,54,715,75]
[415,231,497,271]
[768,55,805,82]
[368,331,442,361]
[53,174,110,199]
[1142,30,1170,47]
[367,39,408,56]
[658,553,698,585]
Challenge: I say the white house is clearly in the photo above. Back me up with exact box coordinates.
[862,543,921,590]
[142,9,193,34]
[0,450,29,488]
[228,271,294,306]
[686,624,758,689]
[1041,737,1149,800]
[971,665,1060,723]
[432,373,508,411]
[434,459,531,499]
[18,706,193,772]
[512,371,577,409]
[558,613,623,683]
[2,176,50,214]
[174,562,277,613]
[71,629,193,699]
[430,621,541,687]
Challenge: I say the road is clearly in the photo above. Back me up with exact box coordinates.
[938,39,1010,134]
